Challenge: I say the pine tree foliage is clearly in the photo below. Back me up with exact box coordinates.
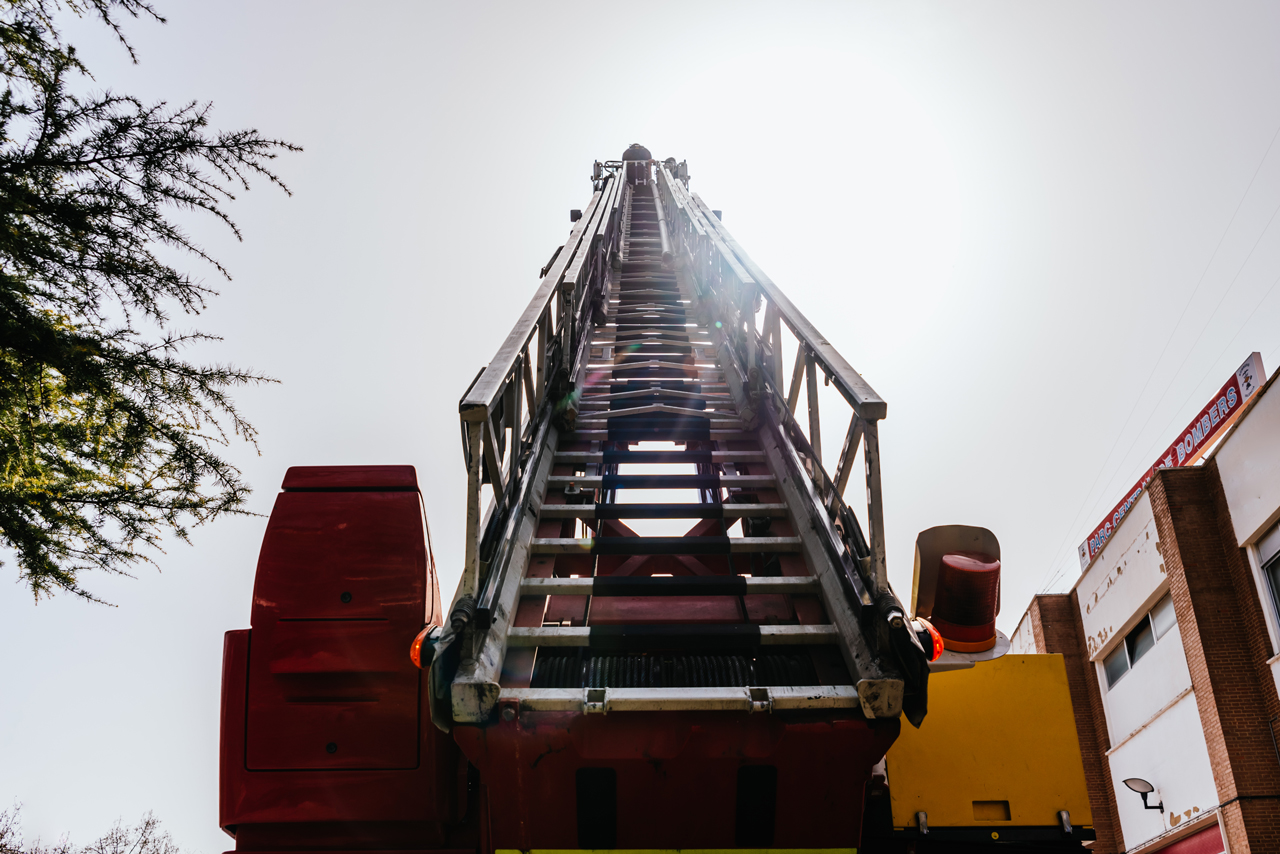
[0,807,182,854]
[0,0,299,600]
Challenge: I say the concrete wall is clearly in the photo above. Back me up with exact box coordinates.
[1072,487,1222,852]
[1021,370,1280,852]
[1099,611,1191,744]
[1214,375,1280,699]
[1149,465,1280,853]
[1009,607,1037,655]
[1078,493,1165,660]
[1215,376,1280,546]
[1105,689,1218,849]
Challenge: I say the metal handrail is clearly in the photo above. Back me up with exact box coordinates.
[655,164,890,595]
[454,168,624,605]
[689,191,887,422]
[459,181,608,424]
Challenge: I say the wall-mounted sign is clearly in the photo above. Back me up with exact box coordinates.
[1077,352,1266,572]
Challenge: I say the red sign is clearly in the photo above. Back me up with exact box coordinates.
[1078,352,1266,571]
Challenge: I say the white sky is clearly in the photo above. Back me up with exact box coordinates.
[5,1,1280,850]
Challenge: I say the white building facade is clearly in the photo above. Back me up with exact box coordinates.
[1015,368,1280,854]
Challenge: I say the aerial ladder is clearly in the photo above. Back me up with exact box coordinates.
[219,148,1097,854]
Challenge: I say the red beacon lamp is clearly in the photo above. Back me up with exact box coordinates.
[931,552,1001,652]
[909,525,1008,667]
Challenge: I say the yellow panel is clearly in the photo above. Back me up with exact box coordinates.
[886,654,1093,830]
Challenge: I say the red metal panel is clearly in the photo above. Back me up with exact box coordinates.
[587,595,744,624]
[743,593,795,623]
[223,629,460,829]
[247,622,420,770]
[251,491,427,621]
[248,488,429,770]
[281,465,418,490]
[222,467,463,850]
[794,596,827,624]
[543,594,590,625]
[1157,823,1224,854]
[220,629,250,834]
[453,710,897,849]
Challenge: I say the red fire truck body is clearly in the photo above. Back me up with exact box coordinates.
[220,154,1095,854]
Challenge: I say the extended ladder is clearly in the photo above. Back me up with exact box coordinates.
[437,156,929,728]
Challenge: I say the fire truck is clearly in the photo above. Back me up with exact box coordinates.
[219,149,1096,853]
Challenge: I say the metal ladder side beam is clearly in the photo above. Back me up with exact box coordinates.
[751,403,905,718]
[459,182,607,424]
[448,415,561,725]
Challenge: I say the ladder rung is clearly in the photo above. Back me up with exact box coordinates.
[554,450,764,464]
[579,393,731,402]
[507,624,838,649]
[600,337,697,344]
[574,408,744,425]
[593,363,720,374]
[612,288,684,293]
[530,536,801,555]
[572,429,756,441]
[600,335,703,344]
[500,685,858,713]
[578,399,736,410]
[592,339,714,350]
[548,474,774,488]
[595,327,711,338]
[538,502,786,519]
[582,379,727,388]
[520,576,819,596]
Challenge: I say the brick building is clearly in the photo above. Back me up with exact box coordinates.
[1012,363,1280,854]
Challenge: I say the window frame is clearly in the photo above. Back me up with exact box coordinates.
[1244,518,1280,656]
[1103,643,1130,687]
[1101,592,1177,689]
[1260,520,1280,629]
[1150,592,1177,640]
[1265,550,1280,632]
[1125,614,1157,665]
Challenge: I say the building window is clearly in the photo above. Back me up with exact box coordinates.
[1103,593,1178,688]
[1260,520,1280,618]
[1150,592,1176,639]
[1103,644,1129,686]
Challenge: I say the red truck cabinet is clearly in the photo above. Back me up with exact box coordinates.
[220,466,464,852]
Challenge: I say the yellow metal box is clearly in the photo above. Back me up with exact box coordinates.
[886,653,1093,832]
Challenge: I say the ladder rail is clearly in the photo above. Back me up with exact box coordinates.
[455,168,623,606]
[657,164,890,597]
[458,184,602,423]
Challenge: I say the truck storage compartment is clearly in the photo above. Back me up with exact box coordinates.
[222,466,461,848]
[246,473,432,771]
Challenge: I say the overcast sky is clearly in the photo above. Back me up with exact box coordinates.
[5,1,1280,850]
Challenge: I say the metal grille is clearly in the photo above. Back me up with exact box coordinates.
[530,650,820,689]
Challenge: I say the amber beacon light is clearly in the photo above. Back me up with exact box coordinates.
[410,625,439,669]
[914,616,945,662]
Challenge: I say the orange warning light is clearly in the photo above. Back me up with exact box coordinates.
[409,626,433,669]
[916,617,945,662]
